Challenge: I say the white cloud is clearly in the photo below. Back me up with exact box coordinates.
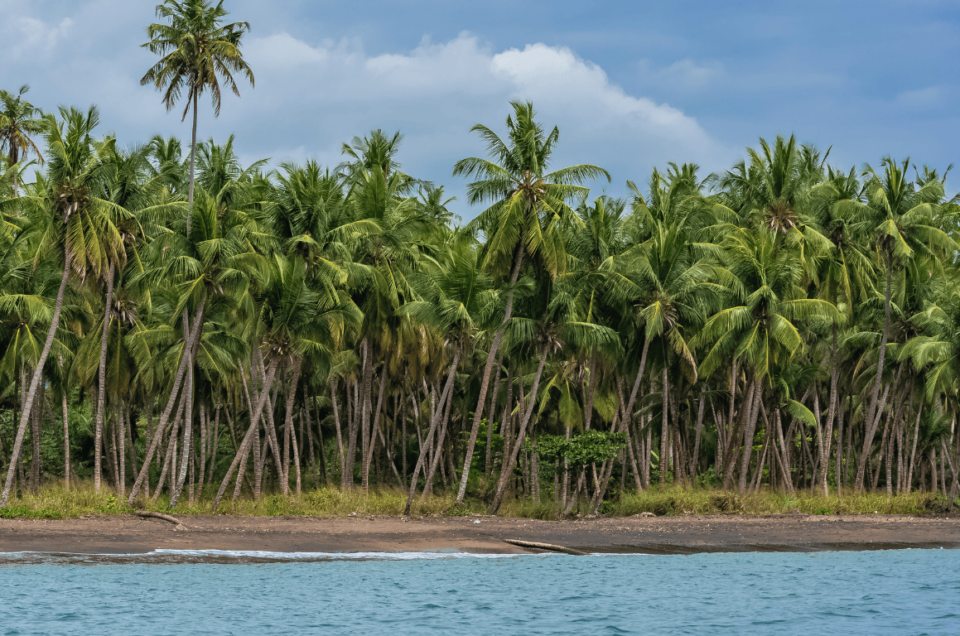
[240,32,728,205]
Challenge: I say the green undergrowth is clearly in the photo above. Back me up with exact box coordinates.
[0,482,955,519]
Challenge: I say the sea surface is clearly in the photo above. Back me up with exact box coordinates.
[0,548,957,635]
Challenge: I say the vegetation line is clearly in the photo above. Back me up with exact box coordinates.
[0,1,958,518]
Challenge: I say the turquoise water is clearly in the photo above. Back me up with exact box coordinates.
[1,549,958,635]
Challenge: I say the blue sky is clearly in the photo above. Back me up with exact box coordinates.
[2,0,958,218]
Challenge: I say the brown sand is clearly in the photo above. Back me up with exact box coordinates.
[1,513,959,556]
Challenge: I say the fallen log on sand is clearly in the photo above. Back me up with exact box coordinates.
[135,510,188,529]
[504,539,587,555]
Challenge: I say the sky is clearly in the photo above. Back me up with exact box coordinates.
[1,0,958,219]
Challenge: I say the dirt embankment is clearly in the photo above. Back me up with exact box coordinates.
[1,513,959,556]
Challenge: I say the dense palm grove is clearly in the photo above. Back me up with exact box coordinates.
[0,3,958,516]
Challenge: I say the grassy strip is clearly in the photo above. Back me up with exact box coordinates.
[0,483,956,520]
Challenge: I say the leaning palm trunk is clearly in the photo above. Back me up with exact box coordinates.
[127,299,206,504]
[0,255,72,508]
[211,359,279,512]
[590,342,651,512]
[489,345,550,514]
[62,392,70,490]
[857,252,893,491]
[737,377,764,495]
[93,261,115,492]
[818,328,841,496]
[281,357,303,495]
[456,243,525,503]
[168,360,195,508]
[403,348,461,516]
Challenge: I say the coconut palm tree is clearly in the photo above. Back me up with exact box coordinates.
[835,158,957,490]
[141,0,254,230]
[697,226,840,493]
[0,106,127,507]
[453,101,610,503]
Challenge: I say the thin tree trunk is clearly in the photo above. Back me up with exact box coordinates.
[211,360,279,511]
[187,92,198,231]
[738,377,764,495]
[456,242,524,503]
[127,299,206,504]
[169,347,195,508]
[93,261,115,492]
[489,345,550,514]
[404,348,461,515]
[858,251,893,491]
[62,392,70,490]
[1,255,72,507]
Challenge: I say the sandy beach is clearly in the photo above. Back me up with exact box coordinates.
[1,513,958,556]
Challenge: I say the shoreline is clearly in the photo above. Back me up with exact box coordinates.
[2,514,959,557]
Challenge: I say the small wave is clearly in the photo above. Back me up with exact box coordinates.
[149,549,526,560]
[0,549,533,563]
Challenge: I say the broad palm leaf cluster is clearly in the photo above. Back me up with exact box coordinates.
[0,90,958,512]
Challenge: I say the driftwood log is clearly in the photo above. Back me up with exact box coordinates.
[504,539,587,555]
[135,510,188,529]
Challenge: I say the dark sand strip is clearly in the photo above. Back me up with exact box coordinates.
[1,514,958,557]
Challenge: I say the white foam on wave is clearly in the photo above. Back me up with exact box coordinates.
[149,549,528,560]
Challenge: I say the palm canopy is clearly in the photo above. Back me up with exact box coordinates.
[140,0,254,120]
[0,85,44,172]
[456,101,610,280]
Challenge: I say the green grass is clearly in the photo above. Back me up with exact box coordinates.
[0,481,955,519]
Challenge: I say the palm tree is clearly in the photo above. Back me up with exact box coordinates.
[0,106,126,507]
[0,85,44,195]
[140,0,254,230]
[835,158,956,490]
[400,235,496,513]
[453,101,610,503]
[697,226,840,494]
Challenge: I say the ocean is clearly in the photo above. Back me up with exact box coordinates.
[0,549,957,635]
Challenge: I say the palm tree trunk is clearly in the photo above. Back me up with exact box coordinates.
[127,299,206,504]
[364,366,388,490]
[858,251,893,491]
[30,379,43,493]
[485,350,505,476]
[359,340,373,492]
[660,367,670,485]
[456,243,524,503]
[169,357,195,508]
[116,402,125,498]
[93,261,115,492]
[737,377,764,495]
[1,255,72,508]
[819,327,840,496]
[404,348,461,515]
[282,357,303,494]
[329,378,346,488]
[489,344,550,514]
[186,92,198,232]
[62,392,70,490]
[423,374,456,497]
[152,391,187,501]
[211,360,279,511]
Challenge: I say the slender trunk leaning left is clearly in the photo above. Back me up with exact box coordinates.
[1,254,72,507]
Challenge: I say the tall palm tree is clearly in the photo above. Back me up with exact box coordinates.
[697,226,840,493]
[453,101,610,503]
[0,106,125,507]
[140,0,254,230]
